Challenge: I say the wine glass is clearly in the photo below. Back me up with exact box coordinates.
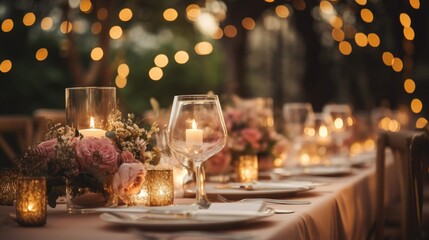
[282,102,315,166]
[323,104,353,161]
[166,94,228,208]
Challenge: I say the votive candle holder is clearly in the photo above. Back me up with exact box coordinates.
[236,155,258,183]
[147,169,174,206]
[16,177,47,227]
[0,168,18,206]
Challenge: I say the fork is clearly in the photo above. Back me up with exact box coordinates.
[214,194,311,205]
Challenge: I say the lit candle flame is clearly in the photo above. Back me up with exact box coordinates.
[90,116,95,129]
[191,119,197,129]
[27,203,34,212]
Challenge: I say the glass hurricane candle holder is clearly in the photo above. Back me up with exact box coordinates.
[235,155,258,183]
[0,168,18,206]
[16,177,47,227]
[65,87,116,138]
[147,169,174,206]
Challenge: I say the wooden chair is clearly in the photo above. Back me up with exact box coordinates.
[0,115,33,166]
[409,128,429,239]
[33,108,66,144]
[374,129,426,240]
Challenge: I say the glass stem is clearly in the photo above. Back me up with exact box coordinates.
[194,162,210,209]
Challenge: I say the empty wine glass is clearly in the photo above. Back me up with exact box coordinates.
[167,94,227,208]
[283,102,315,166]
[323,104,353,160]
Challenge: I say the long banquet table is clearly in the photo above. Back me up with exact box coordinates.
[1,159,399,240]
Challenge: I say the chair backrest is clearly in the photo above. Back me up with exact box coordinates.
[409,129,429,239]
[33,108,66,144]
[0,115,33,166]
[375,129,425,240]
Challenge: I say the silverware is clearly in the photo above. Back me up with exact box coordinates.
[214,195,295,214]
[214,194,310,205]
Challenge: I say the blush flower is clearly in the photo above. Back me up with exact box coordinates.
[37,138,58,158]
[113,162,146,204]
[75,137,120,174]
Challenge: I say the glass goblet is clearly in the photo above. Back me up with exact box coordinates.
[167,94,227,208]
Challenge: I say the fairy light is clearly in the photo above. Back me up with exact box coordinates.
[400,13,411,27]
[149,67,163,81]
[1,19,14,32]
[35,48,48,61]
[195,41,213,55]
[404,78,415,93]
[80,0,93,13]
[332,28,345,42]
[60,21,72,34]
[117,63,129,77]
[224,25,237,38]
[409,0,420,9]
[90,47,103,61]
[0,60,12,73]
[416,117,428,128]
[154,54,169,68]
[242,17,256,30]
[360,8,374,23]
[174,51,189,64]
[115,75,127,88]
[329,16,343,29]
[163,8,178,22]
[367,33,380,47]
[319,1,334,15]
[382,52,394,66]
[339,41,352,55]
[23,12,36,27]
[392,57,403,72]
[119,8,133,22]
[355,0,367,6]
[354,32,368,47]
[211,27,223,39]
[403,27,415,40]
[411,99,422,113]
[109,26,123,39]
[275,5,290,19]
[41,17,53,31]
[186,4,201,21]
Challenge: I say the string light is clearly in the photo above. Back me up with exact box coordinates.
[163,8,178,22]
[23,12,36,27]
[0,60,12,73]
[90,47,103,61]
[35,48,48,61]
[154,54,169,68]
[174,51,189,64]
[119,8,133,22]
[149,67,163,81]
[1,19,14,32]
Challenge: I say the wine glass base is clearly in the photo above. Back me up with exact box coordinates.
[194,198,211,209]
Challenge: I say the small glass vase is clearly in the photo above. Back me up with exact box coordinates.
[16,177,47,227]
[235,155,258,183]
[66,174,117,213]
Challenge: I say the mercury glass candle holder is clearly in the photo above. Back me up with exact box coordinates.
[16,177,47,227]
[147,169,174,206]
[235,155,258,183]
[0,168,18,206]
[65,87,116,138]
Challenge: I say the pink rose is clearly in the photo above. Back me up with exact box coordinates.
[121,151,138,163]
[241,128,262,150]
[75,137,120,174]
[37,138,58,158]
[113,162,146,204]
[205,147,232,175]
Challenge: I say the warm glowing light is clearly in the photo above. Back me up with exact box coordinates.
[195,41,213,55]
[186,4,201,21]
[109,26,123,39]
[174,51,189,64]
[367,33,380,47]
[80,0,93,13]
[319,126,328,138]
[275,5,290,18]
[117,63,129,77]
[410,0,420,9]
[403,27,415,40]
[400,13,411,27]
[339,41,352,55]
[334,118,344,129]
[0,60,12,73]
[242,18,256,30]
[91,22,102,34]
[1,19,14,32]
[163,8,178,21]
[154,54,169,68]
[149,67,163,81]
[392,58,403,72]
[355,32,368,47]
[320,1,334,15]
[379,117,391,130]
[23,12,36,26]
[360,8,373,23]
[388,119,401,132]
[265,0,275,2]
[416,117,428,128]
[115,75,127,88]
[97,8,108,20]
[211,27,223,39]
[41,17,53,30]
[35,48,48,61]
[404,79,415,93]
[119,8,133,22]
[332,29,345,42]
[411,99,422,113]
[90,47,104,61]
[329,16,343,29]
[355,0,367,5]
[382,52,394,66]
[60,21,73,34]
[364,139,375,151]
[224,25,237,38]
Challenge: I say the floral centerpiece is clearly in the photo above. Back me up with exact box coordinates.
[16,110,160,209]
[205,96,289,175]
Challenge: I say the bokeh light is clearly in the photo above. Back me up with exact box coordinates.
[154,54,169,68]
[91,47,104,61]
[35,48,48,61]
[149,67,163,81]
[174,51,189,64]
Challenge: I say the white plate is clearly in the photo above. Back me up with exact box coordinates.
[189,182,315,199]
[99,207,274,231]
[350,152,375,167]
[302,165,352,176]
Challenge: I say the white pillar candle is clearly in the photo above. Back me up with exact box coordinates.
[186,119,203,146]
[79,116,106,138]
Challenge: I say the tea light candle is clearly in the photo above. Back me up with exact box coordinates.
[236,155,258,183]
[129,186,149,206]
[147,169,174,206]
[16,177,46,227]
[0,168,18,206]
[186,119,203,146]
[79,116,106,138]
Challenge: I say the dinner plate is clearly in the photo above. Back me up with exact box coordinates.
[302,165,353,177]
[99,207,274,231]
[189,182,315,199]
[350,152,375,167]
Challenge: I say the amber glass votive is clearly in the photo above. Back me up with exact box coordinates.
[0,168,18,206]
[147,169,174,206]
[16,177,47,227]
[236,155,258,183]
